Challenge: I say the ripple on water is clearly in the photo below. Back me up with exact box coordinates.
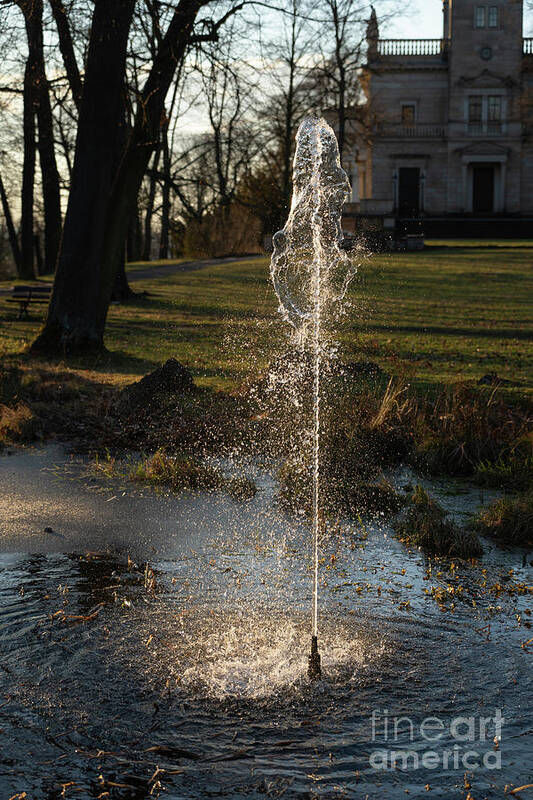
[123,604,385,702]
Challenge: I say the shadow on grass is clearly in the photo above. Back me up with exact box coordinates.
[5,347,159,381]
[426,243,533,251]
[352,321,533,341]
[5,343,252,386]
[112,290,273,321]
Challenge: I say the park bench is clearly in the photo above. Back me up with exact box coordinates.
[5,284,52,320]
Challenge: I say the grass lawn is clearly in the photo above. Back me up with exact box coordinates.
[1,240,532,396]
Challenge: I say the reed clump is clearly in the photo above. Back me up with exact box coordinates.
[413,386,532,481]
[278,452,404,518]
[473,491,533,547]
[327,378,532,489]
[394,485,483,559]
[130,450,256,500]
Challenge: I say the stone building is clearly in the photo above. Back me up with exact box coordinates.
[343,0,533,235]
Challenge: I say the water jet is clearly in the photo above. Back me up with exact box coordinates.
[270,116,355,680]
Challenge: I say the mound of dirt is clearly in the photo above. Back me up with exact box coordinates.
[117,359,195,412]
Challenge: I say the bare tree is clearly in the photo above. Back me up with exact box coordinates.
[19,51,36,278]
[0,165,21,273]
[309,0,367,158]
[48,0,83,109]
[18,0,62,274]
[32,0,245,354]
[308,1,400,157]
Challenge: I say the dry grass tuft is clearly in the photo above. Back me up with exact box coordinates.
[369,378,414,430]
[414,385,532,478]
[0,402,35,444]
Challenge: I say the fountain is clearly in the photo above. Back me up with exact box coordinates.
[270,116,355,679]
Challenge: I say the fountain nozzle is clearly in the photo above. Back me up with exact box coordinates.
[308,635,321,680]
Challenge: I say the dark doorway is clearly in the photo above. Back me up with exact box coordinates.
[472,165,494,213]
[398,167,420,216]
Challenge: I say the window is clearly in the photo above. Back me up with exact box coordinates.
[476,5,500,29]
[467,94,504,135]
[488,95,502,132]
[401,104,416,124]
[488,6,499,27]
[469,96,483,123]
[488,96,502,122]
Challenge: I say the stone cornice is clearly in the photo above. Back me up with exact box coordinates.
[456,69,517,88]
[363,64,449,74]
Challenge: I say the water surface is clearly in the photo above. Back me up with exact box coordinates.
[0,446,531,798]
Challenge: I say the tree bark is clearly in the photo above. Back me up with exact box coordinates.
[142,145,161,261]
[159,120,171,259]
[0,170,22,276]
[111,253,135,303]
[126,204,143,262]
[48,0,83,109]
[32,0,136,352]
[20,57,36,280]
[34,233,45,275]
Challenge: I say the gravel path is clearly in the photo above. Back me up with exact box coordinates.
[127,253,264,282]
[0,254,265,296]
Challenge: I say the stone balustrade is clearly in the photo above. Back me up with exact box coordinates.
[375,123,446,138]
[377,39,448,57]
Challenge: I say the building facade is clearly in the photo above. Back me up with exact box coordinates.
[343,0,533,230]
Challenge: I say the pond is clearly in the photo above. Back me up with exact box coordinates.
[0,446,532,798]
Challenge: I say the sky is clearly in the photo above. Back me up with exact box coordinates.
[390,0,444,38]
[390,0,533,37]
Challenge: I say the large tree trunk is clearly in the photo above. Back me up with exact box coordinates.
[0,171,22,276]
[34,233,45,275]
[100,2,205,311]
[32,0,136,353]
[22,0,62,275]
[127,204,144,262]
[20,58,36,280]
[111,251,135,303]
[33,0,206,354]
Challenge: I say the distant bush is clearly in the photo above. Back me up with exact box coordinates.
[183,204,262,258]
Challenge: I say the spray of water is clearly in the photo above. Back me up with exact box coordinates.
[270,117,355,671]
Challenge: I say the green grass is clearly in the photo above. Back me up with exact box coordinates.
[1,241,532,394]
[349,241,533,395]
